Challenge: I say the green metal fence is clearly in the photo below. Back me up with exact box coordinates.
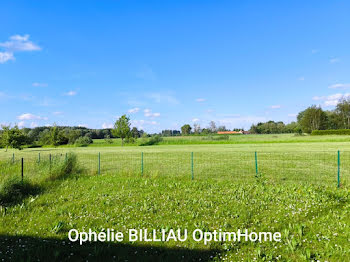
[1,151,349,187]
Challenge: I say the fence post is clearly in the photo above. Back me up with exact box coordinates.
[65,153,68,162]
[255,151,258,176]
[191,152,194,180]
[141,152,144,176]
[98,152,101,175]
[49,154,52,172]
[12,153,14,164]
[338,150,340,188]
[21,158,24,182]
[38,153,40,164]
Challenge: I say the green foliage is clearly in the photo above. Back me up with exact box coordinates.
[298,105,328,133]
[48,153,82,180]
[311,129,350,135]
[112,115,131,146]
[139,135,163,146]
[74,136,93,147]
[181,124,192,135]
[0,125,28,150]
[0,177,41,206]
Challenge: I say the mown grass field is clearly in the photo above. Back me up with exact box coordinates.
[1,134,350,261]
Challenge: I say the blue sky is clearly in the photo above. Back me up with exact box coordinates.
[1,1,350,132]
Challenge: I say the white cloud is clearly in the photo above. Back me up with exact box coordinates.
[102,123,113,129]
[144,108,160,118]
[328,83,350,89]
[17,121,25,128]
[147,93,179,105]
[313,93,350,107]
[30,122,38,128]
[311,49,319,54]
[270,105,281,109]
[192,118,200,122]
[0,52,15,63]
[32,82,48,87]
[52,111,63,115]
[131,119,158,129]
[298,76,305,81]
[128,107,140,114]
[64,91,77,96]
[330,57,340,64]
[196,98,206,102]
[0,35,41,64]
[0,34,41,52]
[17,113,47,120]
[78,124,88,128]
[288,113,297,117]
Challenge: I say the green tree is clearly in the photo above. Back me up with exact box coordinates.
[112,115,131,146]
[0,125,28,151]
[181,124,192,135]
[297,105,328,133]
[335,98,350,129]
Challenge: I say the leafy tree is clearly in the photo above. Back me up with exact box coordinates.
[0,125,28,150]
[208,121,217,133]
[131,127,141,138]
[112,115,131,146]
[193,124,201,134]
[181,124,192,135]
[297,105,328,133]
[335,98,350,129]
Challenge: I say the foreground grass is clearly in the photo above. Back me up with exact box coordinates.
[0,173,350,261]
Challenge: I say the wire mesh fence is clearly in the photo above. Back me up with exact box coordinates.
[1,150,349,187]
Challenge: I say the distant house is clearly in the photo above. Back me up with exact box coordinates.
[217,131,243,135]
[217,130,251,135]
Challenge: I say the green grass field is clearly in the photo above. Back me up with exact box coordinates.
[1,134,350,261]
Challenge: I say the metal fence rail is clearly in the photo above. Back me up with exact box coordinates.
[1,151,349,187]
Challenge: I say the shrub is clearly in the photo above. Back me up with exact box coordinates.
[74,136,93,147]
[139,135,163,146]
[311,129,350,135]
[48,153,82,180]
[0,177,41,206]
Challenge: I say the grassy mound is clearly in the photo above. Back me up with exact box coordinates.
[0,177,41,206]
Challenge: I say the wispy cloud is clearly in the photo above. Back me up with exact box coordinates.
[192,118,200,122]
[0,34,41,63]
[128,107,140,114]
[64,91,77,96]
[312,93,350,107]
[0,52,14,63]
[102,123,113,129]
[147,93,179,105]
[330,57,340,64]
[270,105,281,109]
[144,108,160,118]
[131,119,158,129]
[298,76,305,81]
[52,111,63,115]
[17,113,48,120]
[288,113,297,117]
[32,82,48,87]
[311,49,319,54]
[328,83,350,89]
[196,98,206,102]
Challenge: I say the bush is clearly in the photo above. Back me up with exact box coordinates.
[139,135,163,146]
[74,136,93,147]
[0,177,41,206]
[48,153,82,181]
[311,129,350,135]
